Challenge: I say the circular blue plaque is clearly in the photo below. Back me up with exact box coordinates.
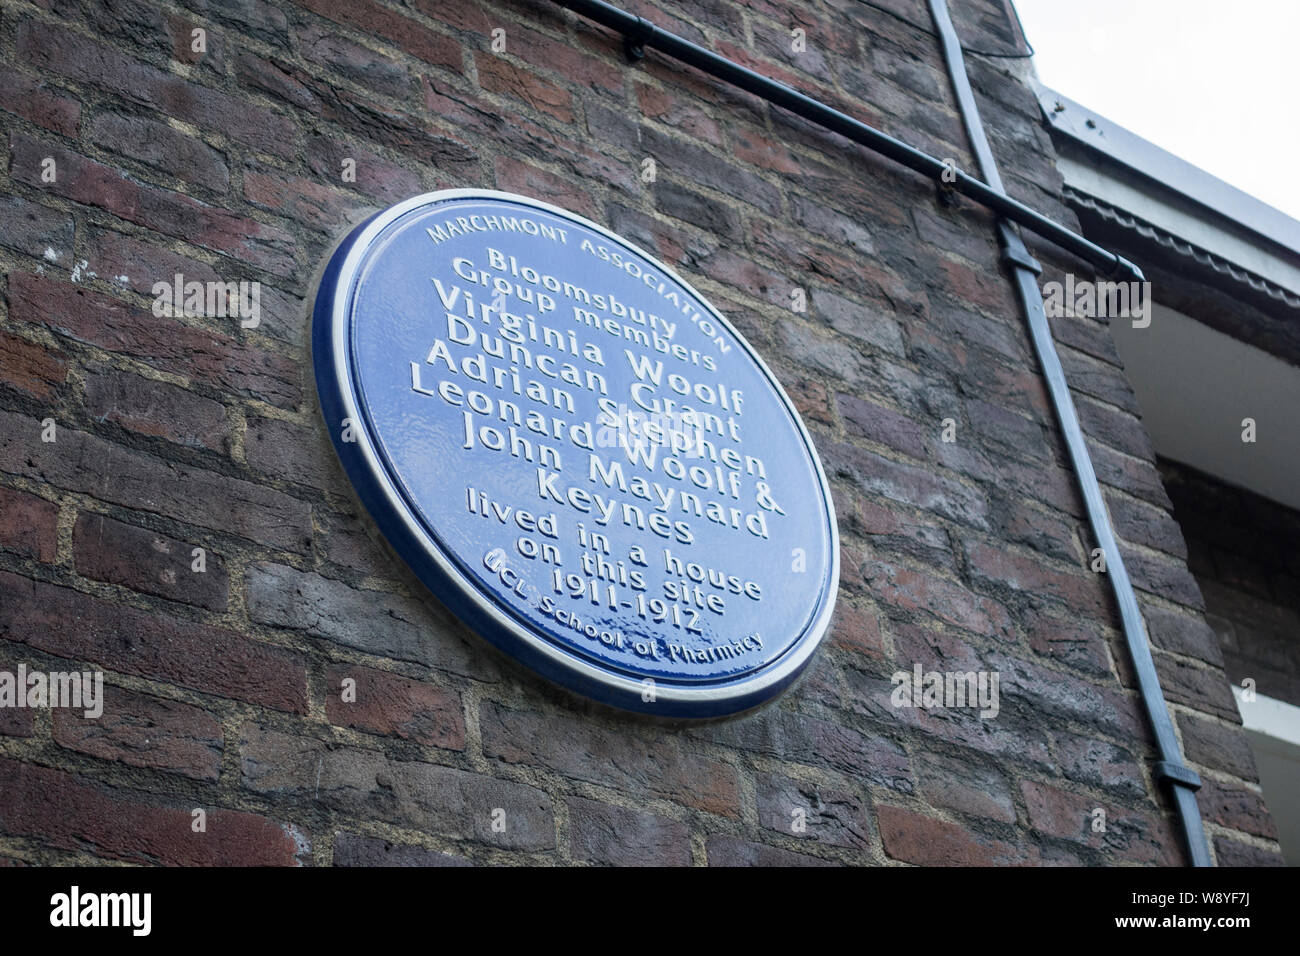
[313,190,838,717]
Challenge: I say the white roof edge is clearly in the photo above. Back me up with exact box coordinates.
[1034,84,1300,258]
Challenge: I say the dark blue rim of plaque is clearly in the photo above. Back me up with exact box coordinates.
[311,190,839,718]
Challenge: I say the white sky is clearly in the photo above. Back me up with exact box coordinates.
[1013,0,1300,222]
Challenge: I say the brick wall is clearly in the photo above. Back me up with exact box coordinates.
[0,0,1280,865]
[1161,458,1300,709]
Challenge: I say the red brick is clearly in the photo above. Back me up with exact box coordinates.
[74,511,230,612]
[635,82,723,142]
[243,165,361,233]
[829,600,885,660]
[0,757,308,865]
[879,805,1028,865]
[0,486,58,563]
[860,558,1015,640]
[837,393,928,459]
[237,54,478,179]
[914,751,1017,823]
[964,539,1108,617]
[1179,712,1258,780]
[494,155,599,221]
[476,53,574,123]
[0,411,311,554]
[293,21,415,101]
[241,726,554,850]
[303,134,422,204]
[295,0,462,71]
[17,20,293,157]
[0,653,37,738]
[0,63,80,136]
[87,113,229,192]
[1197,777,1277,840]
[0,570,308,714]
[8,273,300,408]
[325,664,465,751]
[0,194,75,262]
[1212,836,1284,867]
[494,22,623,92]
[83,366,230,453]
[83,227,217,295]
[1021,780,1176,864]
[0,330,67,402]
[9,137,296,277]
[481,700,742,818]
[52,685,223,781]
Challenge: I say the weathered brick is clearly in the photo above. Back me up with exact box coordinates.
[0,194,76,263]
[879,805,1028,865]
[8,276,300,410]
[1196,777,1277,840]
[0,486,59,563]
[1212,836,1284,867]
[294,21,415,101]
[87,113,230,192]
[303,134,423,204]
[828,599,885,660]
[9,138,296,277]
[0,757,308,865]
[1053,732,1145,798]
[243,165,362,233]
[52,684,223,781]
[482,700,743,817]
[858,557,1015,641]
[246,562,487,678]
[245,415,337,490]
[755,773,872,849]
[1179,713,1257,780]
[241,726,554,850]
[700,707,913,794]
[1021,780,1175,864]
[0,410,312,553]
[18,19,291,153]
[333,832,471,866]
[476,53,574,123]
[0,63,81,136]
[705,834,832,866]
[73,511,230,611]
[914,751,1017,823]
[568,797,690,866]
[494,155,600,221]
[324,663,465,751]
[0,570,308,713]
[964,539,1107,617]
[0,330,68,402]
[825,441,989,530]
[294,0,463,72]
[83,366,230,453]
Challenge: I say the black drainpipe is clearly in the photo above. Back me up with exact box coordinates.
[925,0,1209,865]
[551,0,1211,866]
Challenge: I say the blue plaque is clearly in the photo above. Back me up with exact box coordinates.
[313,190,838,717]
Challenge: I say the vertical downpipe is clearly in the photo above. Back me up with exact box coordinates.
[926,0,1212,866]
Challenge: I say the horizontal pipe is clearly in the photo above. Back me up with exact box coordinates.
[556,0,1144,283]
